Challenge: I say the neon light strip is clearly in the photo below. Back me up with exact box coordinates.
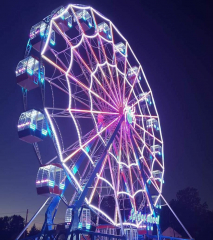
[67,109,119,115]
[135,114,158,118]
[42,55,118,112]
[117,189,145,198]
[96,173,114,190]
[63,117,119,162]
[109,152,138,169]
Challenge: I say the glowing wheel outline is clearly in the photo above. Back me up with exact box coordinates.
[23,4,164,230]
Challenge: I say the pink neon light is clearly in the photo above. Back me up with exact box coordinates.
[17,122,30,128]
[67,109,119,115]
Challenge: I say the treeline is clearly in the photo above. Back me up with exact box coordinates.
[0,215,39,240]
[160,187,213,240]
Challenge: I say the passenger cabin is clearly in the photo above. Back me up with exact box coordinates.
[151,194,161,209]
[79,208,91,230]
[16,56,43,91]
[18,109,47,143]
[65,208,72,229]
[127,66,141,84]
[114,42,126,60]
[96,225,117,238]
[30,21,55,52]
[138,92,152,105]
[146,118,159,131]
[36,164,66,196]
[97,22,111,39]
[74,10,92,31]
[52,7,72,32]
[150,145,162,156]
[65,207,91,230]
[124,228,138,240]
[152,170,163,188]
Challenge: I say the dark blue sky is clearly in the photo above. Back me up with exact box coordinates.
[0,0,213,228]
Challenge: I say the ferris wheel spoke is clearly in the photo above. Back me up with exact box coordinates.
[135,114,158,118]
[42,55,118,112]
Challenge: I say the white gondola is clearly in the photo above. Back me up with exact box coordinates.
[150,145,162,156]
[16,56,44,90]
[124,228,138,240]
[17,109,47,143]
[138,92,152,105]
[127,66,141,83]
[97,22,111,39]
[114,42,126,59]
[30,21,55,52]
[65,207,91,230]
[146,118,159,130]
[52,7,72,32]
[74,9,92,30]
[36,164,66,196]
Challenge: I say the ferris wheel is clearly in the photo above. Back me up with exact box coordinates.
[16,4,164,239]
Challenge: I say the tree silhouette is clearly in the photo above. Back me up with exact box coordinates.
[160,187,213,240]
[28,223,40,236]
[0,215,25,240]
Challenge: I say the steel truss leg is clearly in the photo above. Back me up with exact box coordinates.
[16,197,51,240]
[40,196,61,234]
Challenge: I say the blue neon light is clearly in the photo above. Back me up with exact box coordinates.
[42,129,48,136]
[50,39,55,46]
[59,183,65,190]
[68,22,72,28]
[27,69,33,75]
[30,124,36,130]
[49,180,55,187]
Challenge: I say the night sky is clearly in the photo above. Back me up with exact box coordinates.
[0,0,213,228]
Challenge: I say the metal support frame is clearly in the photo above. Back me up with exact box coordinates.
[130,130,161,236]
[71,229,126,240]
[16,197,51,240]
[70,116,124,232]
[40,196,61,234]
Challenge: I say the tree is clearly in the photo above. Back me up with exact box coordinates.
[0,215,25,240]
[28,224,40,236]
[160,187,213,240]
